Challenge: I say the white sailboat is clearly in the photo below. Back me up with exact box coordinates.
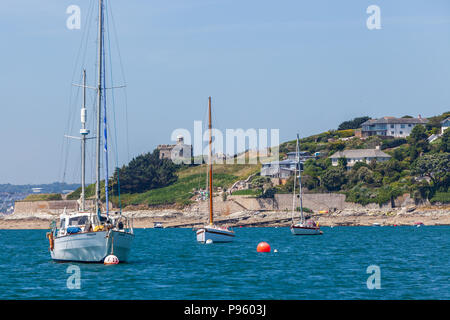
[47,0,134,263]
[290,134,322,236]
[196,97,235,243]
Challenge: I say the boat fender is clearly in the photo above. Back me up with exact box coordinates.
[94,225,104,232]
[46,232,54,251]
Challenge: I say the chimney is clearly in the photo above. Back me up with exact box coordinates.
[375,145,380,150]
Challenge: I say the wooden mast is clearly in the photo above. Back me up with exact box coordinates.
[208,96,214,226]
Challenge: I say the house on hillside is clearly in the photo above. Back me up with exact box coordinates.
[361,116,428,138]
[261,151,314,179]
[441,117,450,134]
[329,147,391,168]
[261,159,298,179]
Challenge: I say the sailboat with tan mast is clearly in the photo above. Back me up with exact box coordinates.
[196,96,235,243]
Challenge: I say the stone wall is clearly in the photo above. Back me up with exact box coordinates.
[188,192,414,215]
[14,200,79,216]
[13,199,105,216]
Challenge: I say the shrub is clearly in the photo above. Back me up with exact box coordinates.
[430,192,450,204]
[381,138,407,150]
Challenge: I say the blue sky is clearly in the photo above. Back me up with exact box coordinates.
[1,0,450,184]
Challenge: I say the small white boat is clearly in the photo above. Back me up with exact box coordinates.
[291,221,322,235]
[195,97,235,243]
[196,225,235,243]
[153,222,164,228]
[372,222,381,227]
[289,134,322,236]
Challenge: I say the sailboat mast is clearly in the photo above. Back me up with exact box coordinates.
[81,69,87,211]
[208,96,214,226]
[95,0,104,216]
[291,142,297,224]
[296,134,304,223]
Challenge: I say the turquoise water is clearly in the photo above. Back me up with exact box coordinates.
[0,226,448,300]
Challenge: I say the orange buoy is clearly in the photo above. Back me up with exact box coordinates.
[257,242,271,253]
[104,255,119,265]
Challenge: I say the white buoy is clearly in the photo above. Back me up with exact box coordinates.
[206,239,213,244]
[104,254,119,265]
[274,249,278,253]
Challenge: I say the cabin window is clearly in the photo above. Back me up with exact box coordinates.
[69,216,88,226]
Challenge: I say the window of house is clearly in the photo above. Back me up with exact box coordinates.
[390,125,394,128]
[408,124,412,127]
[391,131,394,135]
[401,124,405,128]
[400,131,403,134]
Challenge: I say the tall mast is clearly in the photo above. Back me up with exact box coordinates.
[80,69,88,211]
[291,138,297,224]
[296,134,304,223]
[95,0,104,217]
[208,96,214,226]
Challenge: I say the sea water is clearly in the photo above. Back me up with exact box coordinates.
[0,226,448,299]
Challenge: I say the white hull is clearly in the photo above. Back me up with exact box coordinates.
[290,224,322,235]
[196,226,235,243]
[50,230,134,263]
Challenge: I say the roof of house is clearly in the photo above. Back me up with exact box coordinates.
[361,117,428,126]
[329,149,391,159]
[262,159,297,166]
[441,117,450,124]
[286,151,310,156]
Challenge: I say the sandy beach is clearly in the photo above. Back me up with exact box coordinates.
[1,205,449,229]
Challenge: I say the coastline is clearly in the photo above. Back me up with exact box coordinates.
[1,205,449,229]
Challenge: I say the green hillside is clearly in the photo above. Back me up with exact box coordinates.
[66,111,450,208]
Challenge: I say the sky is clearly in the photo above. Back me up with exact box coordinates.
[1,0,450,184]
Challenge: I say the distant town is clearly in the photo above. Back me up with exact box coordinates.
[0,183,79,214]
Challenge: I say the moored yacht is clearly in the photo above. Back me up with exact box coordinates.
[290,134,322,236]
[47,0,134,263]
[195,97,235,243]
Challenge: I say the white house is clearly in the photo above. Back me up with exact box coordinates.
[329,147,391,167]
[441,117,450,134]
[361,116,428,138]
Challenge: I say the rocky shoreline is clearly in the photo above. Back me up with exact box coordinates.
[0,205,449,229]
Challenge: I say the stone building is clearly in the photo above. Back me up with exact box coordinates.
[157,135,192,164]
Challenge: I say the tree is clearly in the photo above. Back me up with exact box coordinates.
[321,167,346,191]
[409,124,428,144]
[356,167,374,184]
[408,125,429,160]
[338,157,348,168]
[338,116,370,130]
[112,149,178,194]
[439,129,450,153]
[412,153,450,192]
